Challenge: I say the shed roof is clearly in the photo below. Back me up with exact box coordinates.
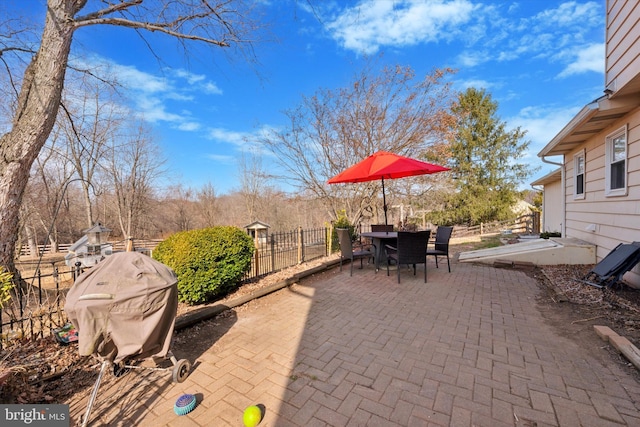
[244,221,270,230]
[531,168,562,186]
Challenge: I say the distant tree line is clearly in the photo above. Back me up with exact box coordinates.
[1,1,538,277]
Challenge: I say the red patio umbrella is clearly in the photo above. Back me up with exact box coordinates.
[327,151,450,224]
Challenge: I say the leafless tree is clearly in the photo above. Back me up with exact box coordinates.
[259,61,457,226]
[21,125,76,254]
[58,74,125,228]
[196,182,219,228]
[163,185,197,232]
[0,0,263,276]
[237,150,272,222]
[105,122,166,241]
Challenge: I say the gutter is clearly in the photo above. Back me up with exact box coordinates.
[538,99,601,158]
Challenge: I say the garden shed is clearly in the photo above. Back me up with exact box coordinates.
[244,221,270,245]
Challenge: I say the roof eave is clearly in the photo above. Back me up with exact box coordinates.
[537,93,640,158]
[537,99,601,158]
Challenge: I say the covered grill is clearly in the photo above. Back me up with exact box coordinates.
[66,251,178,362]
[65,251,191,426]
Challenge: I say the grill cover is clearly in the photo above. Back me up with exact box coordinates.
[65,252,178,363]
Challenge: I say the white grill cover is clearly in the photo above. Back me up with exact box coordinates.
[65,252,178,363]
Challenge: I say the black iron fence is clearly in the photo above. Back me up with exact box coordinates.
[2,216,540,349]
[245,227,329,279]
[2,227,330,349]
[0,264,83,349]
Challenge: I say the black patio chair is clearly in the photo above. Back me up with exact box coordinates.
[385,231,431,283]
[581,241,640,289]
[369,224,396,257]
[336,228,375,276]
[426,226,453,273]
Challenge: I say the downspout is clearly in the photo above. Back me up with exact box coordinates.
[541,156,565,237]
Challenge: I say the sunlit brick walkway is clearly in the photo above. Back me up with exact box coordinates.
[67,261,640,426]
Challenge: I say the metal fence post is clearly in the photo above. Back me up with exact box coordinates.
[270,234,276,272]
[297,226,304,264]
[253,233,260,277]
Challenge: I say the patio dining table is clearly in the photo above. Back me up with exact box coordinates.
[361,231,398,271]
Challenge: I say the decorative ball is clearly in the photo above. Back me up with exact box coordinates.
[174,394,197,415]
[243,405,262,427]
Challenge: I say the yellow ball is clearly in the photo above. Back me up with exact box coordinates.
[243,405,262,427]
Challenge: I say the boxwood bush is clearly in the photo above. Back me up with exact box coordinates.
[153,226,255,305]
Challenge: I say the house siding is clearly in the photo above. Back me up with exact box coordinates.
[564,108,640,285]
[606,0,640,93]
[535,1,640,286]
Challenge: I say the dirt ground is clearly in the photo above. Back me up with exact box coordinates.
[2,242,640,405]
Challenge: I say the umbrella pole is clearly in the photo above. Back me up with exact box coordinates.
[382,177,388,225]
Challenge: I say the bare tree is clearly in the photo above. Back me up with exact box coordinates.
[163,185,197,232]
[196,182,219,228]
[0,0,263,276]
[259,61,457,226]
[237,150,272,222]
[58,74,124,228]
[22,124,76,254]
[105,122,166,241]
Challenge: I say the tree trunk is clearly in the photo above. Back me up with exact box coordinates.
[25,225,39,258]
[82,182,94,228]
[0,0,77,276]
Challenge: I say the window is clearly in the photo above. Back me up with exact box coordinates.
[574,150,585,199]
[605,126,627,196]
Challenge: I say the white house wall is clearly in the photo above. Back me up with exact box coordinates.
[542,180,563,233]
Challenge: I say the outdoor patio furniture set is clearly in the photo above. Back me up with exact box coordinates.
[337,225,453,283]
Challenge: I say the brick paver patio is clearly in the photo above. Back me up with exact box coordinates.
[67,261,640,426]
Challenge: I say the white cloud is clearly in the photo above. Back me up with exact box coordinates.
[107,63,169,93]
[456,78,496,91]
[557,43,604,77]
[531,1,601,29]
[178,122,201,132]
[206,153,236,164]
[135,97,184,123]
[326,0,477,54]
[456,50,491,67]
[74,56,226,131]
[206,125,278,158]
[508,104,583,155]
[207,127,250,147]
[428,1,604,69]
[202,82,223,95]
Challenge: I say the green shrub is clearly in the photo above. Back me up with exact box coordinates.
[0,268,13,308]
[331,211,355,252]
[153,226,255,305]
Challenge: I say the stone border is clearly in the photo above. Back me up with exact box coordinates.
[594,325,640,370]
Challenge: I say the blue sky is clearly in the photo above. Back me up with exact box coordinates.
[19,0,606,194]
